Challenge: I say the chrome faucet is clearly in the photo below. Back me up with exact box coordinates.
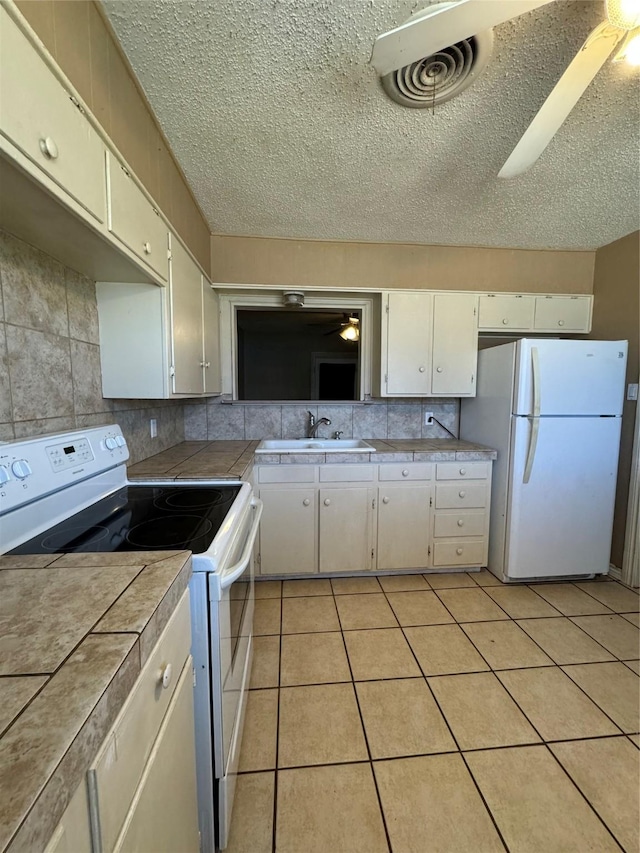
[307,411,331,439]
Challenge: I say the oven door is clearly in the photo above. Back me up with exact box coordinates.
[208,498,262,849]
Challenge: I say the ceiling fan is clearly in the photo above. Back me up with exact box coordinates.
[371,0,640,177]
[307,314,361,340]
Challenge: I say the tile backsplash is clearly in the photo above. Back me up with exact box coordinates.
[0,230,184,464]
[184,397,459,441]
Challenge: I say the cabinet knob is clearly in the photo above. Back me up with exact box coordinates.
[303,498,310,506]
[382,496,390,504]
[459,468,466,475]
[457,519,464,527]
[456,547,463,555]
[458,490,466,498]
[558,319,565,327]
[502,318,509,325]
[143,241,152,254]
[158,663,173,690]
[418,366,425,373]
[324,498,331,506]
[39,136,58,160]
[205,361,210,369]
[402,469,409,477]
[436,366,443,373]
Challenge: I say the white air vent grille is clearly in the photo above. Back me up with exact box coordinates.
[381,30,493,109]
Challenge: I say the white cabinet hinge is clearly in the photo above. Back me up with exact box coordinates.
[428,545,431,556]
[69,94,85,114]
[474,306,477,316]
[429,496,433,506]
[256,553,261,566]
[371,548,375,560]
[471,374,475,384]
[169,365,175,377]
[372,498,376,509]
[119,163,131,178]
[384,374,388,385]
[192,665,197,688]
[385,304,389,314]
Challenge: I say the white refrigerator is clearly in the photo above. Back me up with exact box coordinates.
[460,339,628,582]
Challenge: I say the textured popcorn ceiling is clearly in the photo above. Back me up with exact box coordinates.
[103,0,639,250]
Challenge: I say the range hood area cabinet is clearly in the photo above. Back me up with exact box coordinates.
[380,291,479,397]
[97,236,221,399]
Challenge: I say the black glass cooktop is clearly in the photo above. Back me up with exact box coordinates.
[8,484,242,555]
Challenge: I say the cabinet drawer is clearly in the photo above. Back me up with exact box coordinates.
[436,462,488,480]
[435,483,487,509]
[378,463,432,481]
[478,295,535,331]
[433,540,485,567]
[0,7,106,222]
[257,465,315,483]
[533,296,591,332]
[434,511,486,538]
[107,152,168,281]
[319,464,375,482]
[89,591,191,853]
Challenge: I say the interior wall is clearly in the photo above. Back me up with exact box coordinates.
[0,229,184,464]
[211,235,595,293]
[14,0,211,275]
[589,230,640,570]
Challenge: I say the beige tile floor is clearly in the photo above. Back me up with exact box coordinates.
[228,573,640,853]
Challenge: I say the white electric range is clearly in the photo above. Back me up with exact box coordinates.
[0,424,262,852]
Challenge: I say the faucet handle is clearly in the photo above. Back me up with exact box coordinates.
[307,411,315,426]
[333,431,343,440]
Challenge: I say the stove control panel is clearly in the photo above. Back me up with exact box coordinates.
[0,424,129,516]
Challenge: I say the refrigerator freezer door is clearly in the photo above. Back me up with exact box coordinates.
[504,415,621,579]
[513,339,627,416]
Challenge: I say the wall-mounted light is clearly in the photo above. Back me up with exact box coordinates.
[339,317,360,341]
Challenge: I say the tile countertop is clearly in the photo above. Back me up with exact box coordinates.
[126,438,497,480]
[0,550,192,853]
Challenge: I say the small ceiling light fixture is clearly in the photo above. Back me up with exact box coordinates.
[282,290,305,307]
[339,317,360,342]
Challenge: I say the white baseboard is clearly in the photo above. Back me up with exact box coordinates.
[608,563,622,581]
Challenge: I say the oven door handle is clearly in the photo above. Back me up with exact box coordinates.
[220,499,263,590]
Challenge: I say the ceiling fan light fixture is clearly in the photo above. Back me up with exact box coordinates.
[339,317,359,341]
[613,27,640,63]
[606,0,640,30]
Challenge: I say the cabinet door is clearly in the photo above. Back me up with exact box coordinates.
[203,281,222,395]
[431,293,478,396]
[377,484,431,570]
[319,487,375,573]
[170,237,205,394]
[384,292,432,395]
[44,780,92,853]
[259,488,317,574]
[113,659,200,853]
[478,295,535,331]
[0,6,106,222]
[534,296,592,332]
[107,152,168,281]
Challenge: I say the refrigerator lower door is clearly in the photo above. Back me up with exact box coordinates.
[504,415,621,579]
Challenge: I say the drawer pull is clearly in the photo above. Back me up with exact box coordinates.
[205,361,211,368]
[457,519,464,527]
[324,498,331,506]
[143,241,152,254]
[458,490,466,498]
[199,361,205,367]
[456,547,463,555]
[158,663,173,690]
[459,468,466,475]
[382,496,390,504]
[39,136,59,160]
[402,469,409,477]
[418,366,425,373]
[303,498,310,506]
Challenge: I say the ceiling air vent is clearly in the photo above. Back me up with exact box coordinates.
[381,29,493,109]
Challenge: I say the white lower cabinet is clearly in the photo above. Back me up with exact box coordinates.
[256,461,492,576]
[44,591,199,853]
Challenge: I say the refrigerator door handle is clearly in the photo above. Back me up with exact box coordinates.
[523,417,540,484]
[531,346,541,417]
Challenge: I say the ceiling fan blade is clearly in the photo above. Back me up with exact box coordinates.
[498,21,624,178]
[371,0,555,76]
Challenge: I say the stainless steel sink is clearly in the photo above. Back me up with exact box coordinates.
[255,438,375,453]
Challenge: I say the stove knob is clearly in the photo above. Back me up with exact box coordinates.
[115,435,126,447]
[0,465,10,485]
[11,459,32,479]
[105,437,118,450]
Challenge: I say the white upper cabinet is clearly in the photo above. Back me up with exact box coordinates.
[533,295,592,332]
[382,291,478,397]
[478,294,535,331]
[0,5,106,223]
[107,152,169,281]
[203,283,222,395]
[170,236,206,394]
[431,293,478,396]
[478,293,592,333]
